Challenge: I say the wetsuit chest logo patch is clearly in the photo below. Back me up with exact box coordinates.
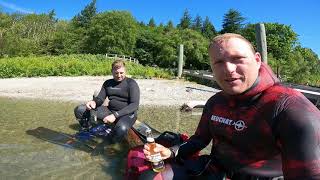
[211,115,247,131]
[109,87,121,90]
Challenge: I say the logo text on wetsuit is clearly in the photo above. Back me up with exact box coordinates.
[211,115,247,131]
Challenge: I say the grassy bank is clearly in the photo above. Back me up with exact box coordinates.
[0,54,173,79]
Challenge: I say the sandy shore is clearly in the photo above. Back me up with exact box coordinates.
[0,76,220,106]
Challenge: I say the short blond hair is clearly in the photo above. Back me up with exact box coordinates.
[209,33,255,53]
[112,59,126,70]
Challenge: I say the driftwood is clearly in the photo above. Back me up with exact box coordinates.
[180,100,206,112]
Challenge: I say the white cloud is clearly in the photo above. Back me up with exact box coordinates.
[0,1,34,14]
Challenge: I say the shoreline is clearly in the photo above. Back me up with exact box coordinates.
[1,76,219,106]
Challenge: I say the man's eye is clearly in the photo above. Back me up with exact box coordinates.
[233,57,245,62]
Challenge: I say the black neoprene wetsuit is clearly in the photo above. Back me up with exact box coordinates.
[74,77,140,142]
[93,77,140,118]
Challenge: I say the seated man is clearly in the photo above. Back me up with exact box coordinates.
[74,59,140,143]
[143,33,320,179]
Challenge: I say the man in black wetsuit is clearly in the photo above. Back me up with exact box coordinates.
[143,33,320,179]
[74,60,140,143]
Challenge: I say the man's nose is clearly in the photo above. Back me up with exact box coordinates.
[225,62,236,73]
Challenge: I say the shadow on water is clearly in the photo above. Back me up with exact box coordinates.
[69,123,81,131]
[24,125,130,179]
[0,97,204,179]
[26,127,95,153]
[0,97,129,179]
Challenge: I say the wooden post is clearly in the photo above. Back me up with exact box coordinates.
[255,23,268,64]
[178,44,184,78]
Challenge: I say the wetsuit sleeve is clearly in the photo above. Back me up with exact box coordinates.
[93,80,108,107]
[113,79,140,118]
[173,102,212,160]
[276,94,320,179]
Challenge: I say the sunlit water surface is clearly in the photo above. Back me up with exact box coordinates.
[0,97,205,179]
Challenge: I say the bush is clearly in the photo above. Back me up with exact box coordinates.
[0,54,173,79]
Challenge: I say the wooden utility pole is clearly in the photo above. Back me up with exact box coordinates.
[177,44,184,78]
[255,23,268,64]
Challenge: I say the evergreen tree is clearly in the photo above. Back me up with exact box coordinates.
[138,21,146,27]
[202,16,216,39]
[167,21,174,28]
[72,0,97,28]
[70,0,97,53]
[221,9,245,33]
[177,9,192,29]
[192,15,202,32]
[48,9,57,23]
[164,20,174,32]
[148,17,156,27]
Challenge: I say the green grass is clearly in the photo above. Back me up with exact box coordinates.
[0,54,173,78]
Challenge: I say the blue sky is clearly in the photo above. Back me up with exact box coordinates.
[0,0,319,57]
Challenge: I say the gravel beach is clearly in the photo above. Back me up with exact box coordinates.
[0,76,220,106]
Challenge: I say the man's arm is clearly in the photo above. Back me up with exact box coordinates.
[277,94,320,179]
[113,79,140,118]
[143,100,214,162]
[93,81,109,107]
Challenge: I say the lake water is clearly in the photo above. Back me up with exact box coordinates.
[0,97,204,179]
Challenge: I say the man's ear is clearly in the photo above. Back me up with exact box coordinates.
[254,52,262,68]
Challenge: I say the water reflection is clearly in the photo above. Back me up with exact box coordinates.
[0,97,203,179]
[138,105,203,135]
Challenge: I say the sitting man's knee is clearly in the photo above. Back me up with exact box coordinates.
[74,104,87,119]
[117,123,129,134]
[111,123,130,142]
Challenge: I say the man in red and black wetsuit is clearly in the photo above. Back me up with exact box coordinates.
[143,33,320,179]
[74,59,140,143]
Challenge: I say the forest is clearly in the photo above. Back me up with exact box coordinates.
[0,0,319,86]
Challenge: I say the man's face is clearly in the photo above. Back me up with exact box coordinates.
[112,66,126,82]
[209,38,261,95]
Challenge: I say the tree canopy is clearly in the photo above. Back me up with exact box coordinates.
[0,3,319,86]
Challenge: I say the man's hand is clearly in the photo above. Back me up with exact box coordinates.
[103,114,116,124]
[86,100,96,110]
[143,143,172,161]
